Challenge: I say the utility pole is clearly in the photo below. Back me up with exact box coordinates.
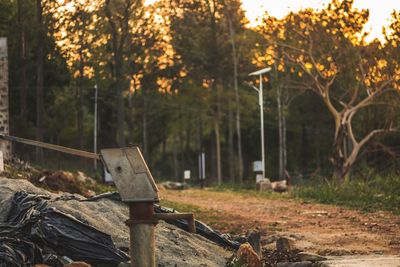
[0,38,10,159]
[248,67,271,179]
[94,84,98,170]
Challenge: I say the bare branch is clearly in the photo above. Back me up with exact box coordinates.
[359,127,397,149]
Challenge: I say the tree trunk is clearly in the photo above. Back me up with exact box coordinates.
[315,125,321,170]
[128,91,134,144]
[301,124,308,172]
[228,98,235,183]
[115,51,125,147]
[142,90,148,159]
[330,121,349,180]
[282,105,287,175]
[77,62,84,149]
[17,0,28,120]
[277,83,284,179]
[228,16,243,183]
[214,118,222,185]
[173,135,179,181]
[35,0,44,159]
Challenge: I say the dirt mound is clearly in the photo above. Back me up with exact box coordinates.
[29,170,97,197]
[0,177,230,266]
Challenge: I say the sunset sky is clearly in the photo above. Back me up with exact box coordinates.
[145,0,400,42]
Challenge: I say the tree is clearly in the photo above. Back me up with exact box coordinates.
[258,0,399,180]
[50,0,102,149]
[36,0,45,158]
[104,0,144,147]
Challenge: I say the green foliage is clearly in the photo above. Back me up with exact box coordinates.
[159,199,203,213]
[1,0,400,185]
[293,176,400,214]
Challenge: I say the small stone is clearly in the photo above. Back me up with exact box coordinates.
[276,237,295,253]
[247,231,261,257]
[256,178,272,192]
[271,180,288,192]
[236,242,262,267]
[277,261,312,267]
[297,252,327,262]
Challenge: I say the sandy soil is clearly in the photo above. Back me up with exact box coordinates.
[160,188,400,256]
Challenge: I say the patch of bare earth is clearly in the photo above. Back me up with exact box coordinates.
[159,188,400,256]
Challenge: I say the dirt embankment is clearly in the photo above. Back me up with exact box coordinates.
[160,189,400,256]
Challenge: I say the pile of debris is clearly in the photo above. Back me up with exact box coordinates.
[228,236,328,267]
[2,158,100,197]
[0,177,232,266]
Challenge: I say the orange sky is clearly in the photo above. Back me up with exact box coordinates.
[145,0,400,42]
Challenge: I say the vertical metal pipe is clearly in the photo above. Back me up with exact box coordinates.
[259,74,265,179]
[128,202,156,267]
[94,84,98,170]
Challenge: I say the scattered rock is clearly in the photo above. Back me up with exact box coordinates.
[256,178,272,192]
[160,181,189,190]
[264,234,281,244]
[237,243,262,267]
[271,180,288,192]
[297,252,327,262]
[247,231,262,257]
[301,211,329,217]
[29,170,97,195]
[276,237,296,253]
[33,265,51,267]
[76,171,97,185]
[262,248,302,267]
[277,261,312,267]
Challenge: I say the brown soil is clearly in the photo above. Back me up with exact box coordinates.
[159,188,400,256]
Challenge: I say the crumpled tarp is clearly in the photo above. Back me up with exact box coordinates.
[86,191,241,249]
[0,189,240,266]
[0,191,129,267]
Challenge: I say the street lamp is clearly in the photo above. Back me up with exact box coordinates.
[94,84,98,170]
[248,67,271,179]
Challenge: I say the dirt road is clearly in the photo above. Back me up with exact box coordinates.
[160,188,400,256]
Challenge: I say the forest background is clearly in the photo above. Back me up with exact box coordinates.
[1,0,400,187]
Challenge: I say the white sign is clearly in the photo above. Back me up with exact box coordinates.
[0,151,4,173]
[0,38,7,58]
[199,152,206,180]
[184,170,191,180]
[253,161,263,172]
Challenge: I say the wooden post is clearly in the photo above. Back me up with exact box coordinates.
[0,38,10,160]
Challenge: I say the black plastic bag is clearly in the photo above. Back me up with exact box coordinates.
[0,191,129,267]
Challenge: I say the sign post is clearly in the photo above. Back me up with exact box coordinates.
[0,38,10,159]
[198,151,206,189]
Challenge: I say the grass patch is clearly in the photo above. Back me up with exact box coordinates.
[292,175,400,214]
[210,183,290,200]
[159,199,203,213]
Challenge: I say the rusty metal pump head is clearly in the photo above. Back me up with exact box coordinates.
[100,147,159,203]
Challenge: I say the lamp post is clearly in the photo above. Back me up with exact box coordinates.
[248,67,271,179]
[94,84,98,170]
